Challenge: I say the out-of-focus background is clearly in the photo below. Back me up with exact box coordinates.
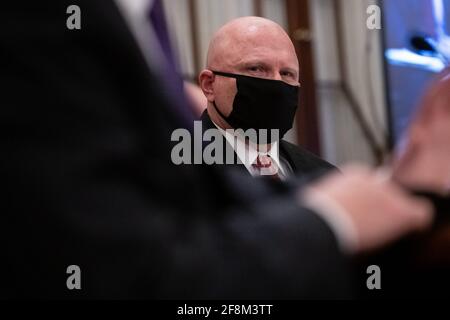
[162,0,450,167]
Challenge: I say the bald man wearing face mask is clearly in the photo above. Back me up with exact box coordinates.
[198,17,335,181]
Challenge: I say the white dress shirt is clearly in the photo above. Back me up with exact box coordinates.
[211,120,290,179]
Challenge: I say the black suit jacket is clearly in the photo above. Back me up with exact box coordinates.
[0,0,353,299]
[199,111,336,180]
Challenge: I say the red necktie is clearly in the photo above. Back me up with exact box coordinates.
[252,155,280,180]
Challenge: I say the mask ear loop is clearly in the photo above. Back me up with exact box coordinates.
[210,70,239,122]
[212,101,229,121]
[211,70,239,79]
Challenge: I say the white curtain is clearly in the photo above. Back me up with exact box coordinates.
[311,0,387,165]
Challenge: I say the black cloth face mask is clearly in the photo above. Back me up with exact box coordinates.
[211,71,299,143]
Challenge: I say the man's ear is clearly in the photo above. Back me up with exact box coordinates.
[199,70,215,102]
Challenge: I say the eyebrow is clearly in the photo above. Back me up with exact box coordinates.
[238,61,298,74]
[238,60,270,69]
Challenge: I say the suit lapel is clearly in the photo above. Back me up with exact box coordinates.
[279,141,297,173]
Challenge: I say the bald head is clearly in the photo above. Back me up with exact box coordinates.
[206,16,298,74]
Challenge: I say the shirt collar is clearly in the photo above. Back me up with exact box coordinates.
[210,120,284,175]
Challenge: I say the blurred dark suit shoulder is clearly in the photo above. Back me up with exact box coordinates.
[0,0,352,299]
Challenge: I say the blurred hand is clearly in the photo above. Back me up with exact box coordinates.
[393,69,450,195]
[305,165,433,253]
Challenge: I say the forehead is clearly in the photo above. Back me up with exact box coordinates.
[216,27,298,69]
